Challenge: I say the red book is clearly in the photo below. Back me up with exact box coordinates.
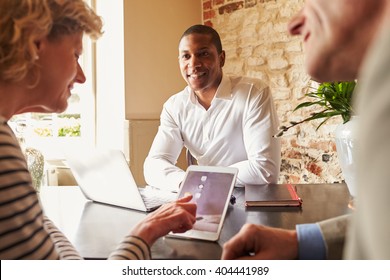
[245,184,303,207]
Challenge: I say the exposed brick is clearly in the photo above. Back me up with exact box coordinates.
[322,154,331,162]
[218,2,244,15]
[268,57,289,70]
[283,149,302,159]
[308,140,335,152]
[204,20,214,27]
[280,159,301,172]
[290,139,298,148]
[203,9,216,20]
[204,0,344,184]
[203,1,212,10]
[306,162,322,176]
[287,175,301,184]
[259,0,276,3]
[272,88,290,100]
[245,0,257,8]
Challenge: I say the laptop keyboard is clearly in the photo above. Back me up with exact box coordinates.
[139,187,178,209]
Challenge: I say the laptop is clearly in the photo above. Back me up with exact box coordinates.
[66,149,177,212]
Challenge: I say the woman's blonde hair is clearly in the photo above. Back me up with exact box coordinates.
[0,0,103,84]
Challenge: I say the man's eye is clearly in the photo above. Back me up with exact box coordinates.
[181,54,191,60]
[200,51,209,57]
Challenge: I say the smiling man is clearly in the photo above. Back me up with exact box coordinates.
[144,24,281,191]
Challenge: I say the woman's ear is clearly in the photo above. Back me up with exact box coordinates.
[34,36,48,55]
[33,38,42,60]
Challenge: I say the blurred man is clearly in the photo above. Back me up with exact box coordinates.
[222,0,390,259]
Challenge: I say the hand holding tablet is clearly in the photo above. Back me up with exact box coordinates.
[167,165,238,241]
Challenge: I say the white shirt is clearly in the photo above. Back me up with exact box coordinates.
[144,75,281,191]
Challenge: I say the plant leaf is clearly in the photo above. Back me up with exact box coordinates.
[284,80,356,133]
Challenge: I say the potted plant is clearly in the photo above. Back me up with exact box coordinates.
[275,80,358,201]
[274,81,356,137]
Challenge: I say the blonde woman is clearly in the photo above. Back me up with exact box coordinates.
[0,0,196,260]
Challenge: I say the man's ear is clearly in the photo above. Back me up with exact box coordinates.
[219,50,226,67]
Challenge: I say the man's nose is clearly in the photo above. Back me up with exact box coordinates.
[187,55,201,69]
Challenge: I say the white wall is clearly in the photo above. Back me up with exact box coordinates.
[123,0,202,185]
[95,0,126,151]
[124,0,202,119]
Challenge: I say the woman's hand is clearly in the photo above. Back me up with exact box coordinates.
[130,195,197,246]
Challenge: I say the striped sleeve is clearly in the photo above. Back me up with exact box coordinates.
[108,235,151,260]
[0,119,82,260]
[43,216,83,259]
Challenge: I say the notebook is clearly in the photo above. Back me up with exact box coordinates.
[66,149,177,212]
[245,183,303,207]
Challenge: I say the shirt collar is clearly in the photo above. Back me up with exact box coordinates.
[187,75,233,104]
[214,75,233,99]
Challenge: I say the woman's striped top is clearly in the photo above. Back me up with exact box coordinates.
[0,116,150,260]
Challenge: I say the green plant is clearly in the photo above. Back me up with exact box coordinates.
[274,81,356,137]
[57,116,81,137]
[58,123,81,137]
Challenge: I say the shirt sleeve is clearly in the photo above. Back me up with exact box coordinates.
[43,216,83,259]
[144,101,186,191]
[296,223,326,260]
[0,121,82,260]
[230,85,281,186]
[108,235,151,260]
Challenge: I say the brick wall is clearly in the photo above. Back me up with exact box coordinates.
[202,0,344,184]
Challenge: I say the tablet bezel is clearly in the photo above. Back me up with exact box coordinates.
[167,165,238,241]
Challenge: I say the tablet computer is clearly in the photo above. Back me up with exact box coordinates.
[167,165,238,241]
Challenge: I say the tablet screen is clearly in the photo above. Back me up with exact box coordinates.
[168,165,238,241]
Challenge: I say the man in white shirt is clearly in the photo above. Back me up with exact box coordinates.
[144,25,281,191]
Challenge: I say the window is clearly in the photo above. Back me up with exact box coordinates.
[9,28,96,160]
[9,0,126,161]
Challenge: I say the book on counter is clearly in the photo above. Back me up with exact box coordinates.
[245,183,303,207]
